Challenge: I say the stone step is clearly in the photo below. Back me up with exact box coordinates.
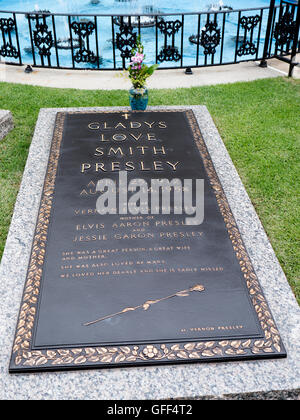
[0,110,13,141]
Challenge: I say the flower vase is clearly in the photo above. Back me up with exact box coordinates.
[129,87,149,111]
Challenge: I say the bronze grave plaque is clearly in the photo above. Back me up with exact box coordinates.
[9,110,286,372]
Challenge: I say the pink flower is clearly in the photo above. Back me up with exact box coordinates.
[131,52,144,64]
[136,53,144,61]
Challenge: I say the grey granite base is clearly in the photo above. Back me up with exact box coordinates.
[0,110,13,141]
[0,106,299,400]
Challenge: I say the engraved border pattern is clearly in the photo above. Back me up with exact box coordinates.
[10,109,285,371]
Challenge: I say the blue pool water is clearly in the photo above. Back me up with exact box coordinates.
[0,0,272,14]
[0,0,280,69]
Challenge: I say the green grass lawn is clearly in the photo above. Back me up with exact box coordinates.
[0,77,299,303]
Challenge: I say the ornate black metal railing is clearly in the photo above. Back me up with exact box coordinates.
[0,0,299,75]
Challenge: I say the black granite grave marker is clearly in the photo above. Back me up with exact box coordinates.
[9,110,286,372]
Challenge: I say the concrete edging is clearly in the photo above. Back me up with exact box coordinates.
[0,110,13,141]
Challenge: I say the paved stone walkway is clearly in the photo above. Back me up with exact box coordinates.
[1,59,298,91]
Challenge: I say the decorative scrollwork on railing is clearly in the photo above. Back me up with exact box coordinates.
[71,21,95,38]
[237,40,258,56]
[33,23,54,58]
[0,17,15,34]
[157,19,182,38]
[70,20,98,65]
[115,17,137,66]
[157,18,183,63]
[240,15,261,31]
[236,14,261,57]
[274,11,297,48]
[73,48,97,64]
[0,17,20,59]
[157,45,181,62]
[200,21,221,55]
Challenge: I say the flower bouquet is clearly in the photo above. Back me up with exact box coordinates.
[127,37,158,110]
